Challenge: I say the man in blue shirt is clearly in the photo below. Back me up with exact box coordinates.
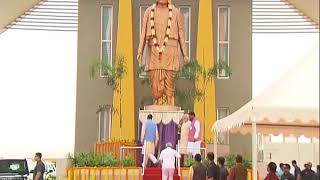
[292,160,301,180]
[141,114,159,167]
[277,163,285,178]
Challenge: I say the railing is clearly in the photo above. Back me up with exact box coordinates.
[177,141,181,176]
[119,144,145,175]
[116,140,207,177]
[67,167,142,180]
[96,141,138,160]
[142,141,146,175]
[67,167,259,180]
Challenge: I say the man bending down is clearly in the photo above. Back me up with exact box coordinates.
[159,143,180,180]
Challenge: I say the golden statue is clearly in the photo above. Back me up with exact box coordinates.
[137,0,190,106]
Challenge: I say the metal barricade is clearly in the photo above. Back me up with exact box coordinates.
[119,142,145,175]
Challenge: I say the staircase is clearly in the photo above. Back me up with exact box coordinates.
[5,0,78,32]
[143,168,180,180]
[253,0,319,33]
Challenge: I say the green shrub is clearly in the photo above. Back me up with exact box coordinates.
[225,154,236,169]
[242,158,252,169]
[122,154,135,167]
[185,157,195,167]
[72,153,118,167]
[225,154,252,169]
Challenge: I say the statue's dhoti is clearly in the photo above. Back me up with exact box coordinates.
[148,69,175,100]
[145,39,180,104]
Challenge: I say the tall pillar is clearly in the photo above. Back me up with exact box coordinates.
[195,0,216,141]
[111,0,135,140]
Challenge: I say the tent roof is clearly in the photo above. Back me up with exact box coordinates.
[212,47,319,137]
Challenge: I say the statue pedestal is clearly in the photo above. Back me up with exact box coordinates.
[144,105,181,111]
[139,105,184,124]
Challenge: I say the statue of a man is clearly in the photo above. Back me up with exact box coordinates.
[137,0,190,106]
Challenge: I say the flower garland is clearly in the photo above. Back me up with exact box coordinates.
[150,3,173,57]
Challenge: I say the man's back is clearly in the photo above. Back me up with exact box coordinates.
[207,162,219,180]
[229,163,248,180]
[159,147,179,169]
[192,162,207,180]
[145,120,157,142]
[293,166,301,180]
[220,167,229,180]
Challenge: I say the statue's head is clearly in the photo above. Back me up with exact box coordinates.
[157,0,171,5]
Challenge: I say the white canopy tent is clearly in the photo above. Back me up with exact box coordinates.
[212,47,319,180]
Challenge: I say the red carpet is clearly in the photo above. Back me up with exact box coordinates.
[143,168,180,180]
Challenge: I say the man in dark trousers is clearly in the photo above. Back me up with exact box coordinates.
[33,152,45,180]
[207,152,219,180]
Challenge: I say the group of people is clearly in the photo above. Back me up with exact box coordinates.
[189,153,247,180]
[140,111,202,167]
[140,112,247,180]
[156,146,247,180]
[179,112,202,162]
[265,160,320,180]
[140,112,320,180]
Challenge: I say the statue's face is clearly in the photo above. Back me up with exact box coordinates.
[157,0,168,5]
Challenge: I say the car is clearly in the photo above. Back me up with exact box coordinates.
[27,159,56,180]
[44,161,56,180]
[0,159,30,180]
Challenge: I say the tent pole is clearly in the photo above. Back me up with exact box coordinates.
[214,131,218,162]
[252,121,258,180]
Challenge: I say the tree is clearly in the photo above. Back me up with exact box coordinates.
[90,55,127,139]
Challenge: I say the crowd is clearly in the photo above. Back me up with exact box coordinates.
[141,113,320,180]
[141,112,202,168]
[189,153,248,180]
[266,160,320,180]
[187,153,320,180]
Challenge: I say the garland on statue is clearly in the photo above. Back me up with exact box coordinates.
[150,3,173,56]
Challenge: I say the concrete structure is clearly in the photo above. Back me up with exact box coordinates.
[213,0,252,156]
[0,0,40,32]
[288,0,319,24]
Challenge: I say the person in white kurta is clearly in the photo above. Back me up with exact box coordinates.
[159,143,181,180]
[179,114,191,154]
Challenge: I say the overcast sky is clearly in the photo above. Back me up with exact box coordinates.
[0,30,77,158]
[0,28,318,158]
